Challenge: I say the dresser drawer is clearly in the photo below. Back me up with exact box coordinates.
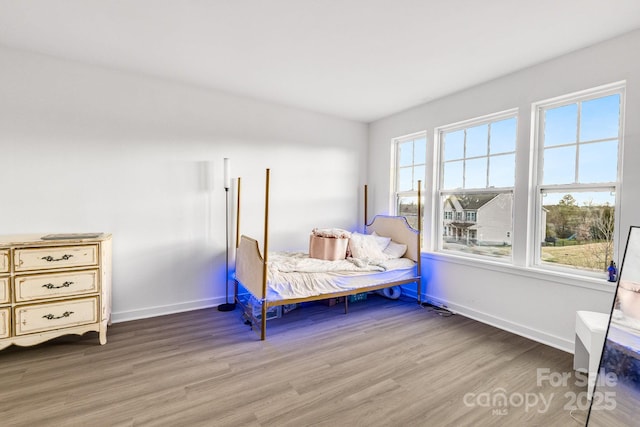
[15,297,99,335]
[14,270,99,302]
[0,250,8,273]
[14,245,98,272]
[0,307,9,338]
[0,277,8,304]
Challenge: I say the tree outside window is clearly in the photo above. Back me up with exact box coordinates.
[536,86,623,275]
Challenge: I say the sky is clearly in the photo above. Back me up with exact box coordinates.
[397,93,620,207]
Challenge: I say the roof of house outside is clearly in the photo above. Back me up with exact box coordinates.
[445,193,499,210]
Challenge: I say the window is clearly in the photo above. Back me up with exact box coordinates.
[437,110,517,260]
[534,85,623,275]
[393,133,426,231]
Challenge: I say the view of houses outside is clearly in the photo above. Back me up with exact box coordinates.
[398,87,620,276]
[438,113,517,261]
[441,192,513,259]
[438,190,615,272]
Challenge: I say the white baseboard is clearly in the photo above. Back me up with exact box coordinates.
[420,292,574,354]
[112,290,574,355]
[111,297,226,323]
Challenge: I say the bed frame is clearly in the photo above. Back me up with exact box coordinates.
[234,169,422,340]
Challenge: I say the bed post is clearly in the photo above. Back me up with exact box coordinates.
[234,177,241,305]
[236,177,241,249]
[261,168,270,340]
[417,180,422,304]
[363,184,368,233]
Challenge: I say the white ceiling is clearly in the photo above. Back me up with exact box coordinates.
[1,1,640,123]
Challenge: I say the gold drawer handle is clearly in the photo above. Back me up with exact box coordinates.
[42,281,74,290]
[41,254,74,262]
[42,311,74,320]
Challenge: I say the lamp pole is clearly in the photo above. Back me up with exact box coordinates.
[218,159,235,312]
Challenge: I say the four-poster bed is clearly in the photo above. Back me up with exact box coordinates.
[233,169,423,340]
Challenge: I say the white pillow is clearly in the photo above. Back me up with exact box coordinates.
[383,240,407,259]
[349,233,386,260]
[371,231,392,251]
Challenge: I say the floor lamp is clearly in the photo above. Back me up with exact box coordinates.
[218,158,236,312]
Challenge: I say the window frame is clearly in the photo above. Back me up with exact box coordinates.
[392,131,427,229]
[435,109,518,262]
[531,82,625,277]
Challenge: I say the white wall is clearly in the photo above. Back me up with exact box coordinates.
[369,29,640,352]
[0,47,368,322]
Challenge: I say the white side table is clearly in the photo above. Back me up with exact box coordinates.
[574,310,609,399]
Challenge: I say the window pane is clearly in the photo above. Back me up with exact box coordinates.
[490,118,516,154]
[540,191,615,272]
[489,153,515,187]
[444,130,464,161]
[580,94,620,142]
[438,114,516,263]
[414,137,427,165]
[413,165,425,189]
[536,86,623,277]
[398,167,413,191]
[543,145,576,185]
[394,134,426,234]
[441,192,512,260]
[443,160,463,189]
[544,104,577,147]
[465,158,487,189]
[398,141,413,167]
[579,141,618,183]
[398,195,424,231]
[466,124,488,158]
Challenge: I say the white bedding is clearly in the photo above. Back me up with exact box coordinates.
[266,251,416,300]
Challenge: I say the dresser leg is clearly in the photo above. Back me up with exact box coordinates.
[99,327,107,345]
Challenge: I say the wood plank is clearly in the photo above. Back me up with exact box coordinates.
[0,295,588,426]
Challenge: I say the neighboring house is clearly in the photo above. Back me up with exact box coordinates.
[443,193,513,245]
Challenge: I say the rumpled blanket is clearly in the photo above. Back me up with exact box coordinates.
[269,251,385,273]
[265,251,415,300]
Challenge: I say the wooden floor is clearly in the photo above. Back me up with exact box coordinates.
[0,295,588,426]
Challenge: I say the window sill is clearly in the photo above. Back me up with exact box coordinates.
[421,251,617,293]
